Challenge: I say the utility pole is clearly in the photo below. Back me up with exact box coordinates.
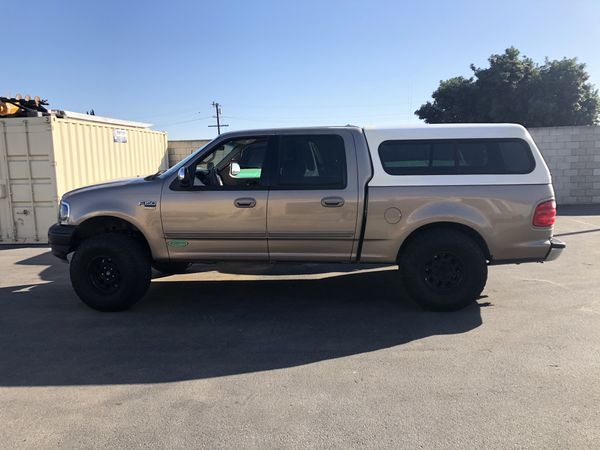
[208,101,229,135]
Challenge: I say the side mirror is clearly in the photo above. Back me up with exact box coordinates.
[177,166,191,187]
[229,162,241,177]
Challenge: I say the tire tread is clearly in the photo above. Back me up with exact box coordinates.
[399,229,487,311]
[70,234,151,311]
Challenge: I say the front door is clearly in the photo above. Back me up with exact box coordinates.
[161,136,272,261]
[266,131,360,262]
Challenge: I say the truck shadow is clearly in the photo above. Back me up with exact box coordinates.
[557,204,600,216]
[0,251,483,386]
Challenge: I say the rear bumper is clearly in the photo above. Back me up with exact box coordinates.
[490,237,566,265]
[544,237,566,262]
[48,224,76,260]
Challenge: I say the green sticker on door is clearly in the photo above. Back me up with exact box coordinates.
[168,240,189,248]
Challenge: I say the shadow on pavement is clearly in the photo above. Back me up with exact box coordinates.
[557,204,600,216]
[0,251,482,386]
[554,228,600,238]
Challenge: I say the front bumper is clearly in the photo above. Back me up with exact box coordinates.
[48,224,76,260]
[544,237,566,262]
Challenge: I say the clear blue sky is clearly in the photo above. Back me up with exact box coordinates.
[3,0,599,139]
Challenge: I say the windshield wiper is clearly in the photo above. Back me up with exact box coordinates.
[144,170,165,180]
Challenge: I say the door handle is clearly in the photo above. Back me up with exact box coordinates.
[321,197,345,207]
[234,197,256,208]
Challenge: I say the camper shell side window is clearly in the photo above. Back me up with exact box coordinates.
[377,138,536,176]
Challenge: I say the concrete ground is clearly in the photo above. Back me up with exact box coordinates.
[0,206,599,449]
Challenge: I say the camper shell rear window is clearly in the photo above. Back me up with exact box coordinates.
[378,138,535,175]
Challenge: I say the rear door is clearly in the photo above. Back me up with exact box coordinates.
[266,130,360,262]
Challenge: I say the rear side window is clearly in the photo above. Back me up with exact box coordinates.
[378,139,535,175]
[276,134,346,188]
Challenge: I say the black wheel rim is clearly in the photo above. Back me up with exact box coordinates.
[423,251,464,292]
[88,256,121,294]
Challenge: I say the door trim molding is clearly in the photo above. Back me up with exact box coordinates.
[165,232,267,240]
[164,231,355,240]
[267,232,355,240]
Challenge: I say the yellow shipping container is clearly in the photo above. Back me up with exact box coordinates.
[0,112,168,243]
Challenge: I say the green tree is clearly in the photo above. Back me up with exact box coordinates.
[415,47,600,127]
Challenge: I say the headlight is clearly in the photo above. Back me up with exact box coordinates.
[58,200,70,224]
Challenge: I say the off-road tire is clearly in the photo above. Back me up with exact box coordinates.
[70,234,151,312]
[399,229,488,311]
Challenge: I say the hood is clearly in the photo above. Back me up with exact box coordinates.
[62,177,148,199]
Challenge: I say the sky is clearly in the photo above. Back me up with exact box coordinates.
[3,0,600,140]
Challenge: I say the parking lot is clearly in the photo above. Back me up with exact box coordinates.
[0,207,599,449]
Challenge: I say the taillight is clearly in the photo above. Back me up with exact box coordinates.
[533,200,556,227]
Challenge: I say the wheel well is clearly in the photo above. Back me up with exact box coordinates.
[74,216,151,256]
[397,222,491,262]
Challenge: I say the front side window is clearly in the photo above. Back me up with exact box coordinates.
[276,135,347,189]
[378,139,535,175]
[188,137,268,188]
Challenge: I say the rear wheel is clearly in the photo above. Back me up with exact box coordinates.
[399,229,487,311]
[70,234,151,311]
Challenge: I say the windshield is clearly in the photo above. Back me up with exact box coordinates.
[158,141,213,179]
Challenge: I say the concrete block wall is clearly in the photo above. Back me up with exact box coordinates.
[167,140,211,166]
[529,126,600,205]
[167,126,600,205]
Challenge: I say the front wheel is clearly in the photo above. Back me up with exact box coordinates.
[399,229,488,311]
[70,234,151,312]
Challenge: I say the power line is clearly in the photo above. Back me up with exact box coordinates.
[156,107,418,129]
[224,102,410,110]
[134,101,416,123]
[155,116,212,127]
[221,111,415,123]
[133,107,203,120]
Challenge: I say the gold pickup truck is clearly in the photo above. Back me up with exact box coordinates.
[48,124,565,312]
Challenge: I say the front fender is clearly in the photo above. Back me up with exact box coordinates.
[63,180,169,260]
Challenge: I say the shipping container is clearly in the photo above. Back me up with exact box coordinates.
[0,111,168,243]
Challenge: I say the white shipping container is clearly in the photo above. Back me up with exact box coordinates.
[0,112,168,243]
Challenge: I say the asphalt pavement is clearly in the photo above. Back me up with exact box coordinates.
[0,206,599,449]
